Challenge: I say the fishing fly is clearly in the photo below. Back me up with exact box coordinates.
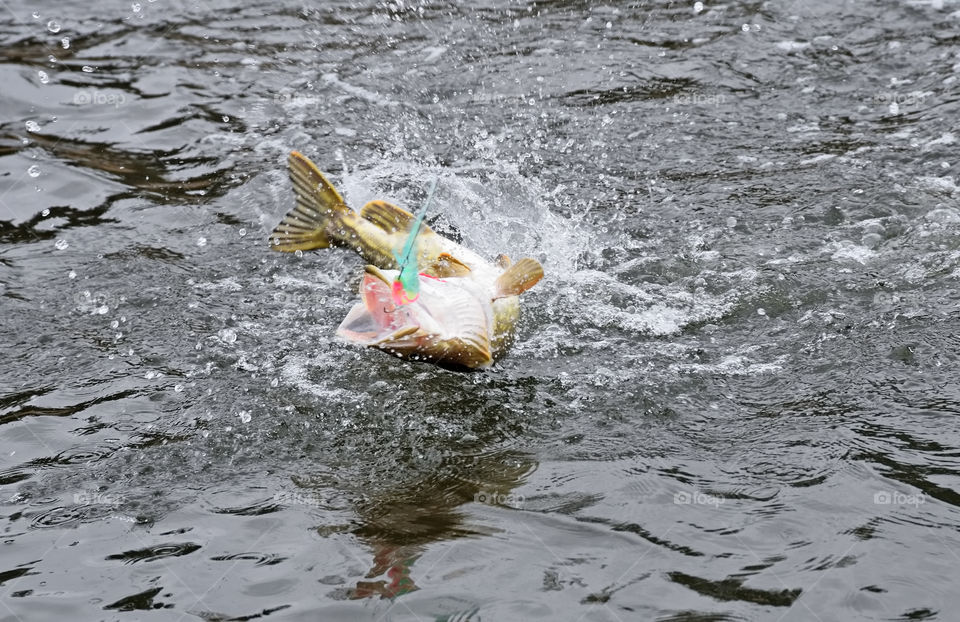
[391,178,438,307]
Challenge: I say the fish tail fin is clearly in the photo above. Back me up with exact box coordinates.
[494,257,544,298]
[270,151,353,252]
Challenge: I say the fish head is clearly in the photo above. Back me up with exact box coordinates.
[337,267,495,370]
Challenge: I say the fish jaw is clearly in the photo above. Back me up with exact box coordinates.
[335,272,494,370]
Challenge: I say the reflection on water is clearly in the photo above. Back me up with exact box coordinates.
[1,0,960,620]
[330,450,535,600]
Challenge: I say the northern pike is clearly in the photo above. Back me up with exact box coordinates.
[270,151,544,370]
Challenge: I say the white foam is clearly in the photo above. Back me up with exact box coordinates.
[828,240,877,264]
[672,354,786,376]
[321,73,399,107]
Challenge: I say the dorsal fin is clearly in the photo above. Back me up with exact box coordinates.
[360,200,435,236]
[423,252,472,278]
[493,258,544,298]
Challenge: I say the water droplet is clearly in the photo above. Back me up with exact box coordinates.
[110,320,119,328]
[31,11,40,19]
[47,20,61,33]
[294,249,303,258]
[693,1,704,13]
[218,328,237,344]
[726,216,737,228]
[37,70,49,84]
[757,308,767,316]
[54,238,69,250]
[238,228,246,237]
[132,3,142,13]
[197,237,207,247]
[145,370,157,380]
[68,270,76,279]
[237,410,251,424]
[96,305,109,315]
[222,115,229,122]
[270,378,279,388]
[741,23,750,32]
[47,55,57,64]
[81,65,94,73]
[25,120,41,133]
[174,384,184,393]
[61,37,70,49]
[28,165,41,178]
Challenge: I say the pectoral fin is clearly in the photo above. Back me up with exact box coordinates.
[493,257,543,298]
[372,325,420,345]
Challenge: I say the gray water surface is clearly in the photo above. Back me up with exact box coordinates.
[2,1,960,620]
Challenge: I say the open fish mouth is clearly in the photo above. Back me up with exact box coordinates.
[336,275,423,347]
[336,267,494,369]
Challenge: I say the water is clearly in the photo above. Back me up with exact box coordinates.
[2,0,960,620]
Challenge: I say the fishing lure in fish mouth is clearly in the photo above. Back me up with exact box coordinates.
[391,177,438,307]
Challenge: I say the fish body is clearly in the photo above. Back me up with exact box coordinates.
[270,151,543,370]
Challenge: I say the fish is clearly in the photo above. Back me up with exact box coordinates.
[269,151,544,370]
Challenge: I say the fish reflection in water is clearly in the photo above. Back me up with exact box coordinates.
[303,451,535,600]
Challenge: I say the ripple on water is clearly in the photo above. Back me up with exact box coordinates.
[210,552,287,566]
[29,503,121,529]
[48,444,120,466]
[105,542,202,564]
[201,493,286,517]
